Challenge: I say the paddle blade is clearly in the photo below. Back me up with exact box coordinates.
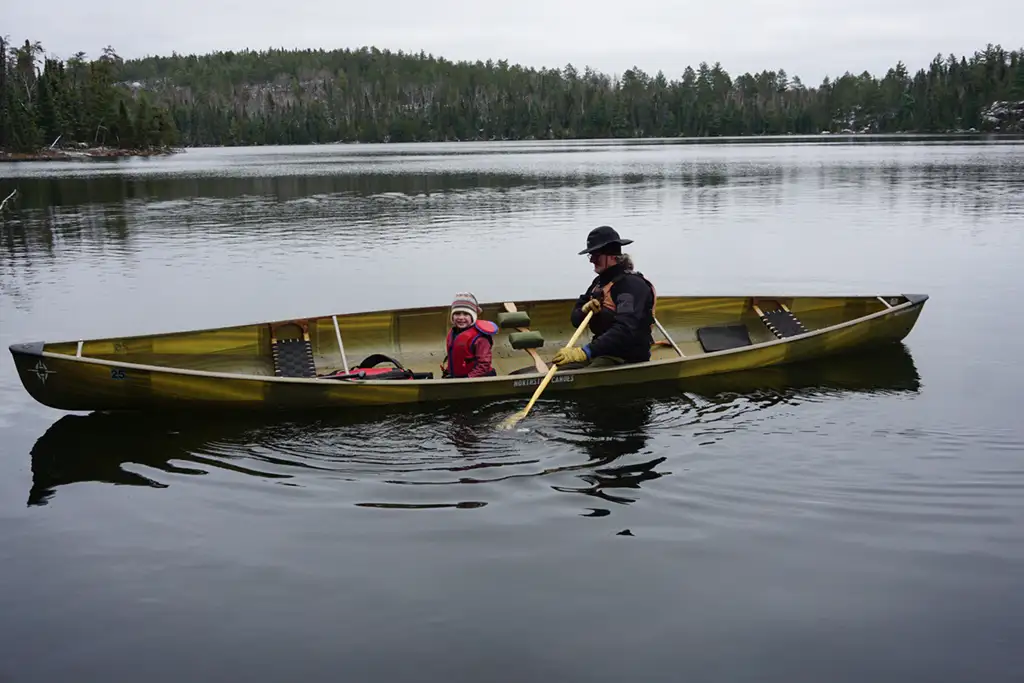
[498,408,529,430]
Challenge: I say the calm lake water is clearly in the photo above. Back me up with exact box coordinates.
[1,138,1023,682]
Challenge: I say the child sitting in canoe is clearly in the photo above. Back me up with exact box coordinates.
[441,292,499,379]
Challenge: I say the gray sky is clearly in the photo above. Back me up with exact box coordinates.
[8,0,1022,84]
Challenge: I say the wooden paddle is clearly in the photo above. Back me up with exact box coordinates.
[499,309,594,430]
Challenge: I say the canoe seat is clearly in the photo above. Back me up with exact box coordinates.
[697,324,753,353]
[272,339,317,378]
[270,321,317,378]
[756,306,809,339]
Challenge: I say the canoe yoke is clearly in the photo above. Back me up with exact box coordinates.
[497,310,531,329]
[696,299,809,353]
[508,331,544,350]
[269,320,318,378]
[500,302,548,373]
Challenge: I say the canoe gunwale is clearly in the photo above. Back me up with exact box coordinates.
[13,293,927,348]
[13,295,928,387]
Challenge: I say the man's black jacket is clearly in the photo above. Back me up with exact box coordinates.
[570,262,655,363]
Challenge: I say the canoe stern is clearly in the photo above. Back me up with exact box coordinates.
[10,342,69,411]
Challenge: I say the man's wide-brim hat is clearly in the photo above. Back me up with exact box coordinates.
[578,225,634,255]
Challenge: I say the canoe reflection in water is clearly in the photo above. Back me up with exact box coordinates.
[27,343,922,508]
[550,395,666,513]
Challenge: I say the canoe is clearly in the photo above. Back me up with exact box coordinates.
[9,293,928,412]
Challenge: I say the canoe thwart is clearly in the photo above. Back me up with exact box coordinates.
[653,316,684,356]
[331,315,350,373]
[498,310,531,329]
[508,331,545,350]
[697,325,753,353]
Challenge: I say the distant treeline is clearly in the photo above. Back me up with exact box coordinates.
[1,38,179,153]
[2,38,1023,151]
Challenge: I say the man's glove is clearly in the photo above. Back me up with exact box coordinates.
[581,298,601,315]
[553,346,588,366]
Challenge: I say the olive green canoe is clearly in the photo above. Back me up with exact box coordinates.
[9,293,928,412]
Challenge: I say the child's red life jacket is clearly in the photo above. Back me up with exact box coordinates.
[443,320,498,378]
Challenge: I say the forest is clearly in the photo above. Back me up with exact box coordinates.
[2,37,1023,153]
[1,38,179,155]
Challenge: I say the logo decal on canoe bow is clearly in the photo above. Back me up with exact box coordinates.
[30,360,56,385]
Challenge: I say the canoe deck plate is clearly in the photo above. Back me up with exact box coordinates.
[272,338,317,378]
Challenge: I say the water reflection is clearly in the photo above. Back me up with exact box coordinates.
[26,404,415,507]
[3,142,1020,267]
[26,343,921,508]
[551,395,665,513]
[6,173,556,210]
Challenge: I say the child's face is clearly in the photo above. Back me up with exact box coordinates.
[452,311,473,329]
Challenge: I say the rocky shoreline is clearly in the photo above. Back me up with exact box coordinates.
[0,146,183,162]
[981,100,1024,132]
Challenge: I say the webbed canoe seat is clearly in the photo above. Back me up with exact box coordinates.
[270,321,317,378]
[753,301,809,339]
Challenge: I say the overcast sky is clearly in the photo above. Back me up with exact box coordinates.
[8,0,1022,84]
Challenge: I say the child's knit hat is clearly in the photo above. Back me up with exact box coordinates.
[450,292,481,324]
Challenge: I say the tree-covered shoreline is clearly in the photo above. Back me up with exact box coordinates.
[3,38,1023,156]
[1,38,181,158]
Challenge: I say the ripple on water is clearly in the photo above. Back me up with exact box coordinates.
[17,340,1024,565]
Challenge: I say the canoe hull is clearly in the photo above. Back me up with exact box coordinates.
[9,293,927,413]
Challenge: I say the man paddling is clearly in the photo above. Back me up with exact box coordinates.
[552,225,658,369]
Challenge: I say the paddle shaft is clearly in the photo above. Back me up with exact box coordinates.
[514,309,594,422]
